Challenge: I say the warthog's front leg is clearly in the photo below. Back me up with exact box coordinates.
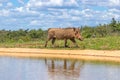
[70,38,79,47]
[51,38,56,47]
[64,39,68,47]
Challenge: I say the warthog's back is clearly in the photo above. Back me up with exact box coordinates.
[48,28,75,39]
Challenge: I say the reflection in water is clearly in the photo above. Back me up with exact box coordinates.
[45,59,84,80]
[0,57,49,80]
[0,57,120,80]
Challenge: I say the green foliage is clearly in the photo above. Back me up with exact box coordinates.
[82,26,95,38]
[82,18,120,38]
[0,18,120,49]
[109,18,120,32]
[95,24,109,37]
[0,30,9,42]
[78,36,120,50]
[0,29,47,43]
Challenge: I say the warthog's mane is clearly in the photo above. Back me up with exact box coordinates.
[48,27,75,30]
[47,27,78,32]
[64,27,75,29]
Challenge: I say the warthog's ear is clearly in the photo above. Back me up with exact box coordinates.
[73,28,76,32]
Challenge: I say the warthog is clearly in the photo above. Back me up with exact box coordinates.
[45,28,83,47]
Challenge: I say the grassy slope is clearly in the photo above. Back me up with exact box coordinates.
[79,36,120,50]
[0,36,120,50]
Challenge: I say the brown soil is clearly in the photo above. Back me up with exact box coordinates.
[0,48,120,62]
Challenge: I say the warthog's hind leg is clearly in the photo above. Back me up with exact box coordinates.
[45,38,51,47]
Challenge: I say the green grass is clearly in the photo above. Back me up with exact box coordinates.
[0,36,120,50]
[78,36,120,50]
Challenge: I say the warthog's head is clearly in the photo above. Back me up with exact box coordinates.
[74,28,83,41]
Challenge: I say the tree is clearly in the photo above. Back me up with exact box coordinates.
[82,26,95,38]
[110,18,117,32]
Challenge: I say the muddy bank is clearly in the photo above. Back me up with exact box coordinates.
[0,48,120,62]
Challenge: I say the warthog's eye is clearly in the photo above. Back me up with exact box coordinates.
[75,31,78,35]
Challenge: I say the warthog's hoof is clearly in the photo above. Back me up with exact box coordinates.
[64,45,70,48]
[75,45,79,48]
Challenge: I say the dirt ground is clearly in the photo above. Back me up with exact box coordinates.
[0,48,120,62]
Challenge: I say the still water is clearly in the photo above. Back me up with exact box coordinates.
[0,57,120,80]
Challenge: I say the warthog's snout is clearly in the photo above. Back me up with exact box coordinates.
[79,37,83,41]
[78,37,84,41]
[77,35,83,41]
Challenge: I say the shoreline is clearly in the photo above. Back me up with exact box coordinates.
[0,48,120,62]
